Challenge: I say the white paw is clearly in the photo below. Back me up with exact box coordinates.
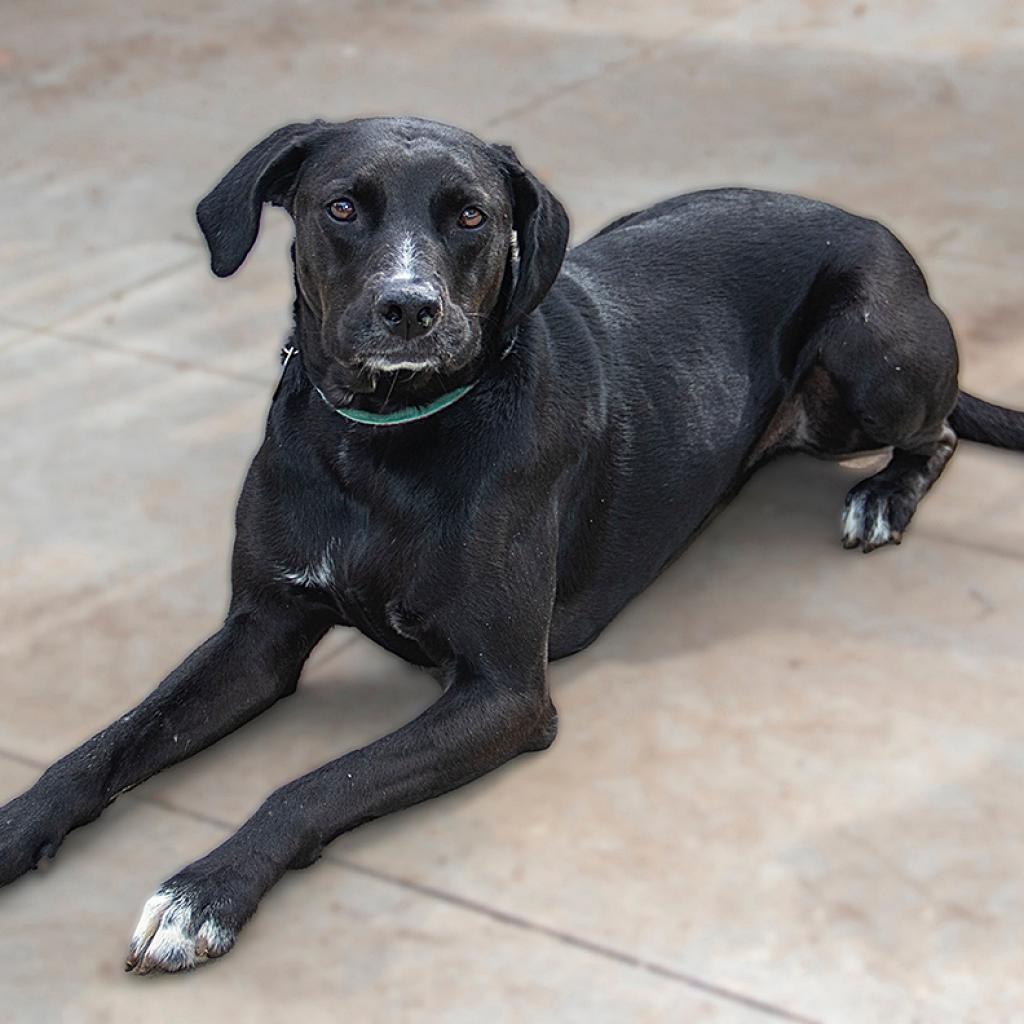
[841,490,903,552]
[125,886,235,974]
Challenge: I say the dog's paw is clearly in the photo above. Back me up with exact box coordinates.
[841,483,915,553]
[125,884,237,974]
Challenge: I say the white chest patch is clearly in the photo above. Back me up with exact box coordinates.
[277,546,336,590]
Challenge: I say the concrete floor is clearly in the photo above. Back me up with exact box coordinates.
[2,2,1024,1021]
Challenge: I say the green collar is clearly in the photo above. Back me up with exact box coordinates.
[280,341,501,428]
[315,381,475,426]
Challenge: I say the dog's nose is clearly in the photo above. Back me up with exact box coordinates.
[375,284,443,339]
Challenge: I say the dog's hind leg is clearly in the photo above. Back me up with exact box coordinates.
[800,240,961,552]
[840,423,957,551]
[0,595,332,888]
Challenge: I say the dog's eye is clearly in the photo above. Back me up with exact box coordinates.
[458,206,486,229]
[327,198,357,222]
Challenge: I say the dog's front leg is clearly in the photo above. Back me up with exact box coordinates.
[125,660,558,973]
[0,595,332,887]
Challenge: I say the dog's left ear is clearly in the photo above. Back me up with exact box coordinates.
[196,120,330,278]
[492,145,570,334]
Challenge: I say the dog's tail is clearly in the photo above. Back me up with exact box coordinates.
[950,391,1024,451]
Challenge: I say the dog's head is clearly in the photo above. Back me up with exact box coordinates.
[197,117,569,406]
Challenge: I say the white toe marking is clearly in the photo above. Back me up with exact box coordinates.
[196,918,235,958]
[129,886,233,972]
[841,494,866,541]
[129,891,173,954]
[867,510,892,547]
[842,492,895,549]
[145,902,196,970]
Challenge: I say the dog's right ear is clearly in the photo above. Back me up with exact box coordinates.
[196,121,329,278]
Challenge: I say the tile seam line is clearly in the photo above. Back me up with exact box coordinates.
[329,858,822,1024]
[926,251,1024,273]
[34,35,664,140]
[914,526,1024,564]
[0,745,816,1023]
[122,34,668,137]
[25,306,1024,405]
[481,40,666,130]
[42,328,272,388]
[15,252,198,336]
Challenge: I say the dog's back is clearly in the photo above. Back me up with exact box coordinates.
[540,189,890,650]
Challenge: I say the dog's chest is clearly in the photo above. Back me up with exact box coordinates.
[277,500,453,667]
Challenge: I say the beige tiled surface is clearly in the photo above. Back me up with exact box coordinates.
[2,2,1024,1022]
[0,322,36,354]
[487,39,1024,258]
[54,220,296,385]
[0,763,768,1024]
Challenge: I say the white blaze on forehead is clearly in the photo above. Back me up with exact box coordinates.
[391,234,418,281]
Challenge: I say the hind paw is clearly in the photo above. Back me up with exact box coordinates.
[841,485,915,553]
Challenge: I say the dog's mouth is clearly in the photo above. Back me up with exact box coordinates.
[317,349,474,411]
[320,312,484,409]
[350,358,445,399]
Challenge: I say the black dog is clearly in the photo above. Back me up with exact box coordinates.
[2,117,1022,974]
